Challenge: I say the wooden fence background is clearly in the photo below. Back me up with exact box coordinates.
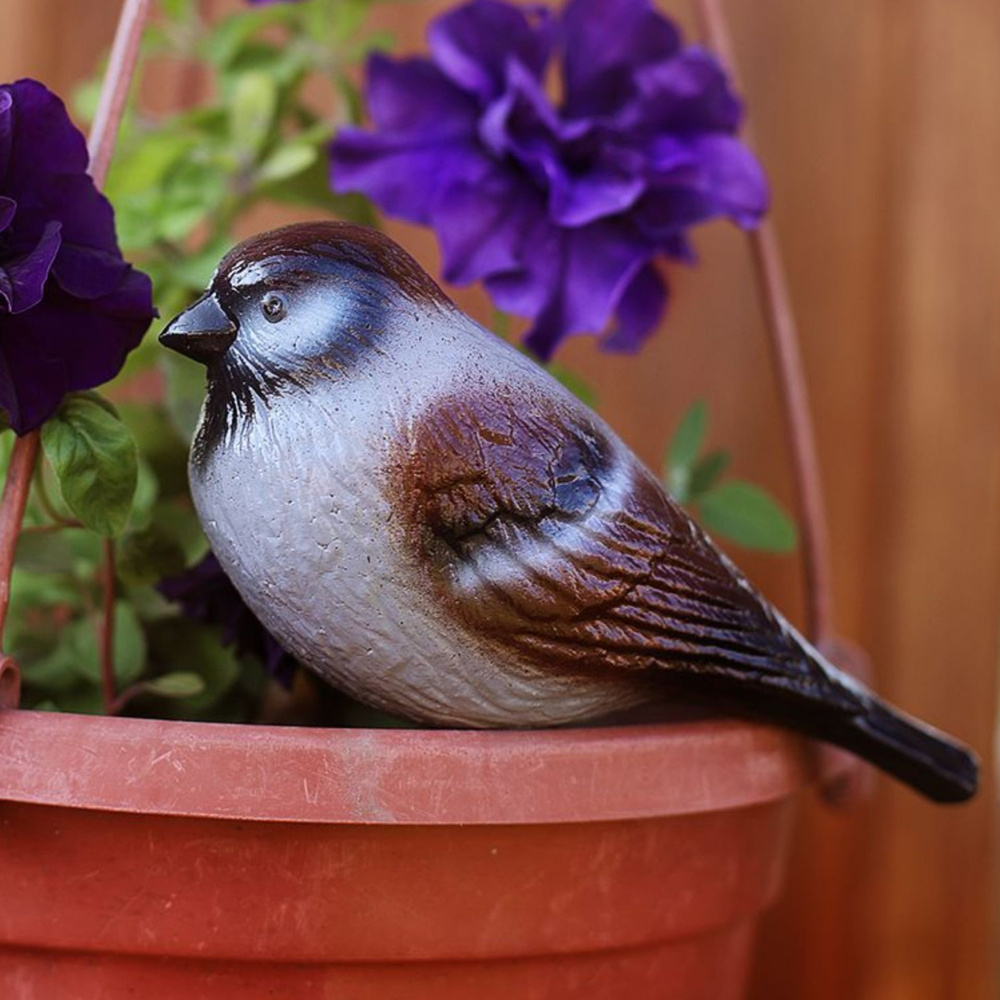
[1,0,997,996]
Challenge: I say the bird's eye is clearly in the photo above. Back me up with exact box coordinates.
[260,292,287,323]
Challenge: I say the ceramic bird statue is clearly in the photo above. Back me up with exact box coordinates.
[161,221,977,804]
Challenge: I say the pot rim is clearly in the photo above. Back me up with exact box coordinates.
[0,710,808,825]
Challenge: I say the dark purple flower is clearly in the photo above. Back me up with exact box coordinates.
[158,552,298,688]
[0,79,155,434]
[331,0,767,359]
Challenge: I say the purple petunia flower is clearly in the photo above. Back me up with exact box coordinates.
[330,0,768,359]
[0,79,155,434]
[158,552,298,689]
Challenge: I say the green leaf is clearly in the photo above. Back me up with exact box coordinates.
[117,403,191,499]
[20,641,81,693]
[329,0,375,45]
[73,390,119,417]
[257,143,318,185]
[492,309,511,340]
[147,620,241,715]
[160,0,197,20]
[117,523,188,587]
[695,481,798,552]
[165,235,233,293]
[152,500,210,565]
[229,71,279,158]
[688,449,731,499]
[71,79,102,126]
[222,42,309,88]
[335,74,366,126]
[41,394,138,537]
[106,130,199,198]
[13,532,77,575]
[162,349,208,442]
[667,399,708,472]
[272,155,376,221]
[144,671,206,699]
[68,602,147,687]
[49,683,106,716]
[202,7,300,68]
[8,567,82,619]
[349,29,395,59]
[159,187,227,244]
[128,457,161,530]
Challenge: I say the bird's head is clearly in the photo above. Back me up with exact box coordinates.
[159,221,452,453]
[160,220,450,381]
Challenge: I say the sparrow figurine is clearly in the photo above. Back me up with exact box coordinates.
[161,221,977,804]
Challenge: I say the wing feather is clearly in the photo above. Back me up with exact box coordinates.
[394,386,854,710]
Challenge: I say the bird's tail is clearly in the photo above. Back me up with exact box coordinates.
[810,695,978,803]
[755,622,979,803]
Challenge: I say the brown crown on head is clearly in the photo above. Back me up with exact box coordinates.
[216,222,452,310]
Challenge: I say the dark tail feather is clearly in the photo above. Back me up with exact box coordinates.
[762,624,980,803]
[821,697,978,803]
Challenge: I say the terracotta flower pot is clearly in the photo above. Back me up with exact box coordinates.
[0,710,806,999]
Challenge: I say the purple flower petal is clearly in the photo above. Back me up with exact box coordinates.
[0,90,13,180]
[0,195,14,232]
[629,48,743,134]
[331,55,487,224]
[0,268,152,432]
[333,130,488,225]
[561,0,681,118]
[482,213,563,318]
[686,134,769,227]
[2,80,88,192]
[522,220,650,359]
[331,0,766,359]
[601,262,666,352]
[477,57,572,163]
[640,136,768,234]
[429,0,554,101]
[365,54,478,137]
[0,79,155,432]
[0,220,61,314]
[548,142,647,226]
[45,174,128,299]
[431,167,541,284]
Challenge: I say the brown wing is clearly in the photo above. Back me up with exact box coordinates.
[393,384,856,710]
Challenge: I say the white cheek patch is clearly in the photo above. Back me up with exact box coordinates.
[279,288,351,358]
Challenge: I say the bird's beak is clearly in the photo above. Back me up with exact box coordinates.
[159,293,237,365]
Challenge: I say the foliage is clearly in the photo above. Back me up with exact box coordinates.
[664,400,797,552]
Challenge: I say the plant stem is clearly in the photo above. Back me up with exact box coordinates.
[0,433,40,642]
[21,522,85,535]
[0,0,152,705]
[691,0,834,644]
[100,540,117,713]
[88,0,154,189]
